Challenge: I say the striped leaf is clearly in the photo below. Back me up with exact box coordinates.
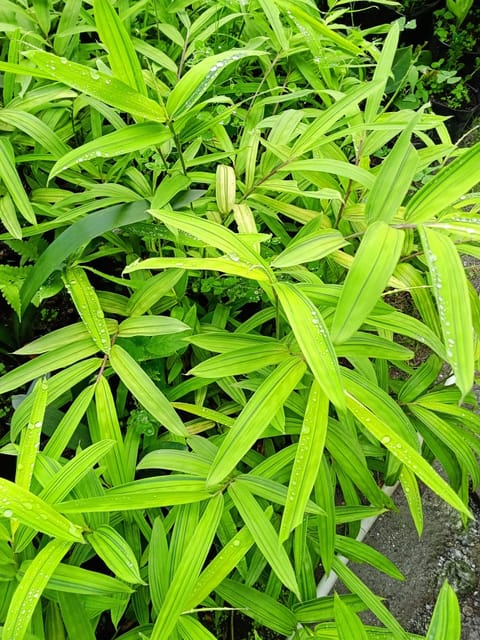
[405,141,480,222]
[0,138,36,224]
[4,539,72,640]
[15,378,48,492]
[275,282,345,411]
[63,267,111,354]
[150,495,223,640]
[331,222,404,343]
[280,381,328,541]
[271,229,348,268]
[426,581,461,640]
[87,525,143,584]
[334,592,369,640]
[117,315,189,338]
[216,164,236,215]
[229,481,300,599]
[109,344,187,437]
[189,344,291,378]
[206,357,306,486]
[419,226,473,398]
[93,0,146,95]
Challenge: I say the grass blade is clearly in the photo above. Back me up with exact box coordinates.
[426,581,461,640]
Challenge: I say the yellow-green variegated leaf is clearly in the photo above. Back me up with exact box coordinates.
[405,141,480,222]
[280,381,328,541]
[0,138,36,225]
[331,222,404,344]
[334,593,369,640]
[189,344,291,378]
[124,256,270,282]
[206,357,306,487]
[275,283,345,411]
[50,124,171,179]
[23,51,166,122]
[364,21,400,121]
[4,539,72,640]
[109,344,187,436]
[0,340,99,395]
[345,393,471,518]
[426,581,461,640]
[271,229,348,268]
[56,476,211,512]
[400,466,423,536]
[229,481,300,599]
[93,0,146,95]
[15,378,48,492]
[216,164,236,215]
[63,267,111,354]
[419,226,474,398]
[150,495,223,640]
[117,315,190,338]
[14,320,118,355]
[87,525,144,584]
[0,478,84,541]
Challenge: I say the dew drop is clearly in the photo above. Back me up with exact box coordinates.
[381,436,391,445]
[3,509,13,518]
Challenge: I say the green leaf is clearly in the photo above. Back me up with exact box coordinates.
[335,536,404,581]
[365,117,419,224]
[87,525,143,584]
[56,476,211,512]
[189,344,291,377]
[215,579,297,636]
[426,581,461,640]
[150,495,223,640]
[345,393,471,518]
[109,344,187,436]
[166,49,266,117]
[20,201,150,313]
[331,222,404,344]
[405,141,480,222]
[271,229,348,268]
[50,124,172,179]
[57,593,95,640]
[117,315,190,338]
[0,478,84,542]
[63,267,111,354]
[229,481,300,599]
[364,21,400,121]
[0,138,36,224]
[275,283,345,411]
[419,226,474,399]
[280,381,328,541]
[15,320,117,355]
[0,109,70,158]
[399,466,423,536]
[23,51,166,122]
[0,340,99,395]
[206,357,306,486]
[15,378,48,492]
[93,0,146,94]
[4,539,71,640]
[334,592,369,640]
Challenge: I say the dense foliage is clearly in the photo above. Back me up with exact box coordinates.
[0,0,479,638]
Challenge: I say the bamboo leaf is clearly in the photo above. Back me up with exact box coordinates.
[216,579,297,636]
[206,357,306,486]
[15,378,48,492]
[57,593,95,640]
[345,392,471,517]
[93,0,146,94]
[166,49,266,117]
[87,525,144,584]
[399,466,423,536]
[126,269,184,317]
[419,226,474,399]
[50,124,172,179]
[4,539,72,640]
[280,381,328,541]
[334,592,369,640]
[56,476,211,512]
[275,282,345,411]
[216,164,236,215]
[150,495,223,640]
[0,478,84,541]
[229,481,300,599]
[426,581,461,640]
[15,320,118,355]
[0,340,99,395]
[0,138,36,224]
[271,229,348,268]
[20,200,150,313]
[331,222,404,343]
[23,51,166,122]
[117,315,190,338]
[189,344,291,378]
[364,21,400,121]
[63,267,111,354]
[405,141,480,222]
[109,344,187,437]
